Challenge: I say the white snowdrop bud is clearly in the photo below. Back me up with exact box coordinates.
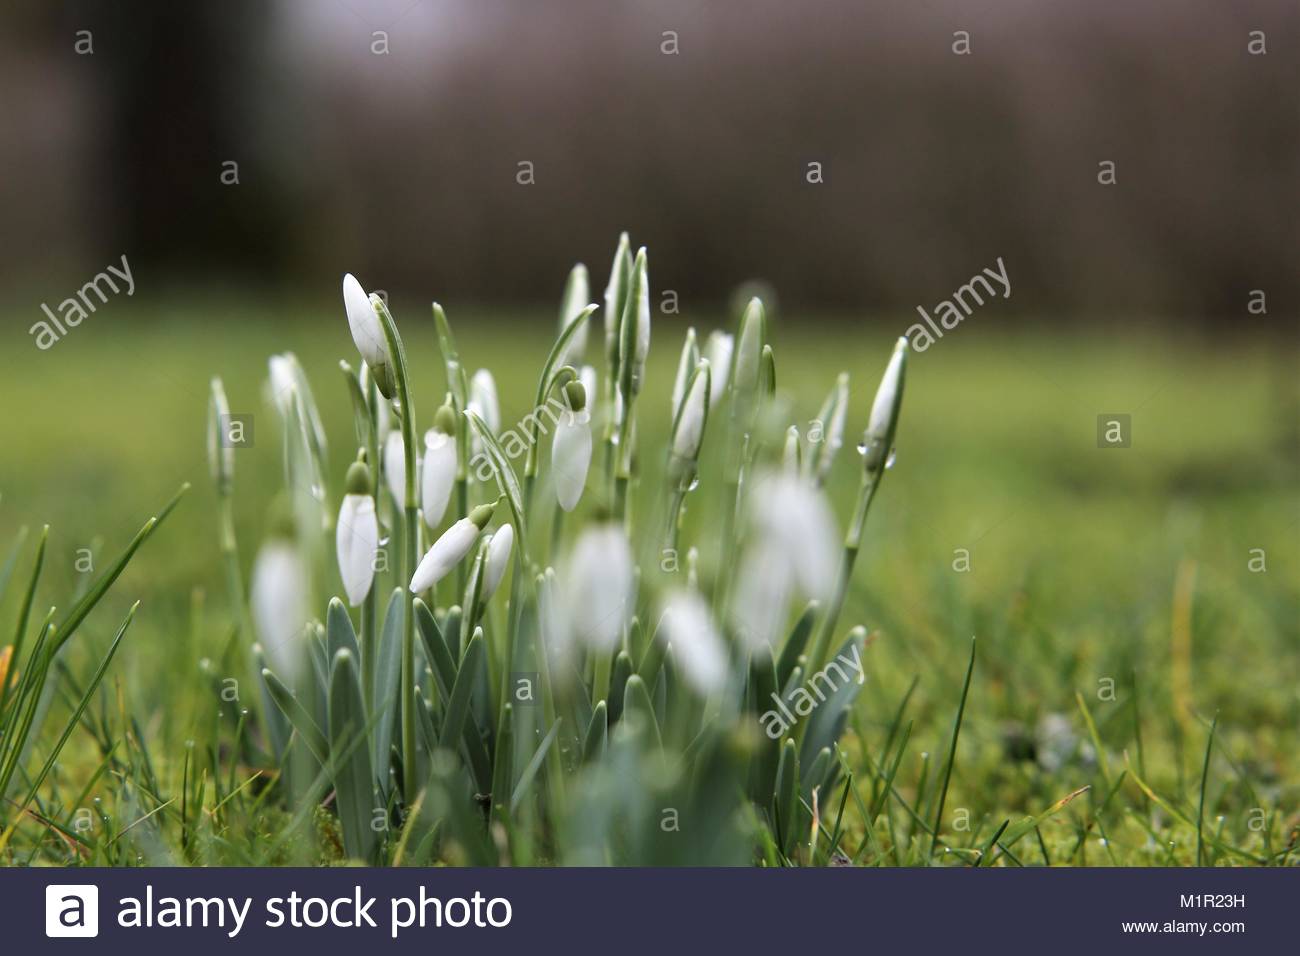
[659,589,728,695]
[410,500,497,592]
[604,233,632,371]
[862,337,908,477]
[207,377,235,494]
[557,263,591,367]
[704,330,733,405]
[563,522,634,651]
[733,297,765,398]
[670,360,711,462]
[383,430,408,509]
[336,461,378,606]
[812,372,849,484]
[617,248,651,400]
[421,404,458,528]
[469,369,501,434]
[552,381,592,512]
[342,274,395,398]
[671,328,700,418]
[482,523,514,601]
[783,425,802,476]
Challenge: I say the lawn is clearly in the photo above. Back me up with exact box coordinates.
[0,296,1295,865]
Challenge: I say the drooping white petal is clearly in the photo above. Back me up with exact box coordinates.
[563,524,634,651]
[749,471,838,600]
[384,431,406,509]
[336,493,378,606]
[250,541,309,680]
[411,517,482,591]
[421,429,457,528]
[469,369,500,434]
[482,524,514,600]
[343,273,389,370]
[705,331,734,405]
[552,409,592,512]
[659,589,728,695]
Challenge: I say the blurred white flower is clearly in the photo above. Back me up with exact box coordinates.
[383,430,409,509]
[562,523,634,652]
[553,384,592,512]
[749,471,838,598]
[557,263,591,367]
[659,589,728,695]
[729,541,793,652]
[250,540,309,680]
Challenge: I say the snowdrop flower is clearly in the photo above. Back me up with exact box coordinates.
[383,430,409,509]
[250,518,309,681]
[618,248,651,399]
[267,354,297,413]
[556,263,590,368]
[733,297,765,399]
[782,425,802,476]
[578,366,598,412]
[812,372,849,485]
[553,381,592,512]
[421,404,457,528]
[862,337,908,477]
[671,328,699,417]
[749,470,838,599]
[563,522,634,651]
[670,360,711,462]
[336,461,378,606]
[704,331,733,405]
[342,273,395,398]
[603,232,632,370]
[482,523,514,601]
[469,369,501,434]
[658,589,728,695]
[207,377,235,495]
[410,500,497,592]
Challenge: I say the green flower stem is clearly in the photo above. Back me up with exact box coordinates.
[374,300,420,809]
[361,374,380,708]
[808,471,879,674]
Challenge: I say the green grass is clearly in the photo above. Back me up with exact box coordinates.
[0,300,1296,865]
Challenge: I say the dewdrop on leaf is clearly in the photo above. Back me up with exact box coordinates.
[704,330,734,405]
[421,404,458,528]
[563,521,634,652]
[658,589,727,695]
[482,523,514,601]
[342,274,395,398]
[410,499,497,592]
[552,380,592,512]
[336,460,378,606]
[862,337,908,477]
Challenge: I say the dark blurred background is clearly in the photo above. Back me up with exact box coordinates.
[1,0,1296,318]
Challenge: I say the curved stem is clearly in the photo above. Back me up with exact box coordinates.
[808,472,879,673]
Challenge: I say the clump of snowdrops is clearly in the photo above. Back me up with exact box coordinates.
[210,235,908,865]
